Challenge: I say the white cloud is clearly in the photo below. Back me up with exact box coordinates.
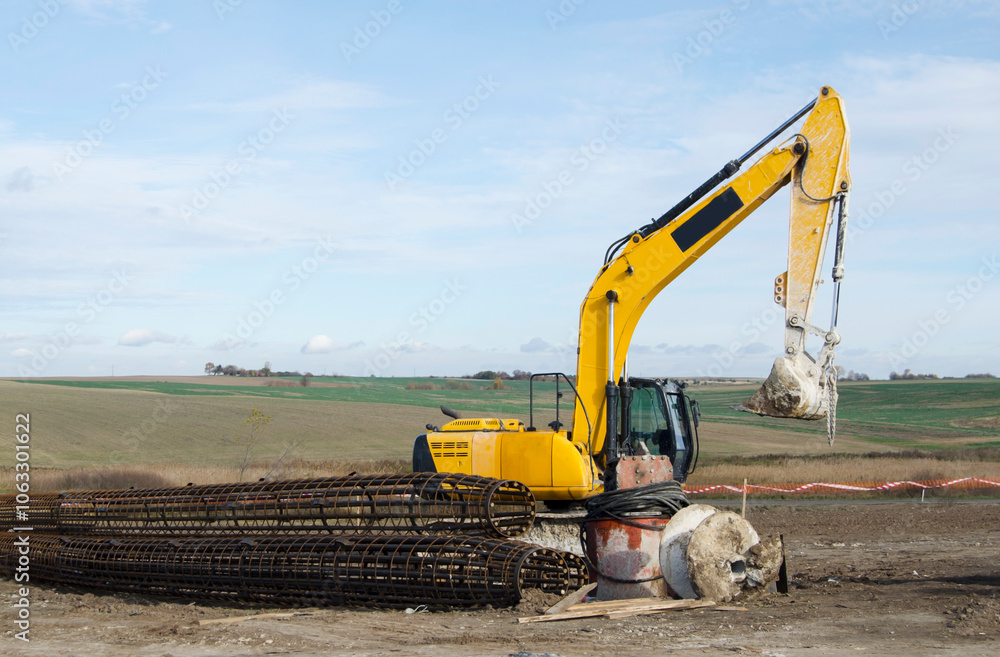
[67,0,148,21]
[209,337,246,351]
[5,167,35,193]
[521,337,552,353]
[118,328,176,347]
[189,80,393,113]
[301,334,338,354]
[10,348,33,357]
[0,332,28,342]
[400,341,433,354]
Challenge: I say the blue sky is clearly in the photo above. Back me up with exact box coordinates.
[1,0,998,379]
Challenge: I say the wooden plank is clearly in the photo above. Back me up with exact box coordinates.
[603,600,716,619]
[544,582,597,615]
[519,607,612,624]
[198,611,319,626]
[519,598,713,624]
[564,596,675,612]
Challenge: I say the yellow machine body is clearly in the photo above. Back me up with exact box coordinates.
[413,87,851,501]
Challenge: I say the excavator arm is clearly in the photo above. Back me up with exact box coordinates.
[411,86,851,500]
[570,86,851,463]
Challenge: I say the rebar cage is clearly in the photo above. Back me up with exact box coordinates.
[0,473,535,538]
[0,534,587,609]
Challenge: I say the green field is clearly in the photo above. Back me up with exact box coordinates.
[1,376,997,475]
[693,378,1000,450]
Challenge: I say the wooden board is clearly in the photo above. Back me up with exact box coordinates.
[544,582,598,615]
[519,598,715,623]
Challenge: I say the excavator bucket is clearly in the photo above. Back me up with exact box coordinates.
[736,355,829,420]
[735,354,838,445]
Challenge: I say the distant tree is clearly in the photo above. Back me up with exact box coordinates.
[965,373,996,379]
[204,362,215,375]
[838,369,870,382]
[512,369,531,381]
[890,369,938,380]
[472,370,511,380]
[261,361,272,377]
[213,364,223,375]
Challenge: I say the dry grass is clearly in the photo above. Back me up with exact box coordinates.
[689,451,1000,485]
[25,467,174,492]
[0,458,410,493]
[0,380,431,468]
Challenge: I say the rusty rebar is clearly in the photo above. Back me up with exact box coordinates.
[0,473,535,538]
[0,534,587,609]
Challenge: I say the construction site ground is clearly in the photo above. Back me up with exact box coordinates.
[2,502,998,656]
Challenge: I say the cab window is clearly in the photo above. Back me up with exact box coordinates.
[628,385,670,455]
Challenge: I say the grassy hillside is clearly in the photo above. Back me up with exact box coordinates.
[1,377,997,475]
[693,378,1000,451]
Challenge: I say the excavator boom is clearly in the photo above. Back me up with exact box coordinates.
[572,86,850,461]
[413,86,851,500]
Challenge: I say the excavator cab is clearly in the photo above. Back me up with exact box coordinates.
[623,378,699,482]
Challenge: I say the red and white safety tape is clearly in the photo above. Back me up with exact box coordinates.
[682,477,1000,495]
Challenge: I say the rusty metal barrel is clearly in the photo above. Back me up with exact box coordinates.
[584,516,671,599]
[0,473,535,539]
[580,480,689,600]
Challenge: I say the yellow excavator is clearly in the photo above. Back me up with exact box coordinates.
[413,86,851,502]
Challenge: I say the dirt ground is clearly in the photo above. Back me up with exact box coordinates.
[1,502,998,656]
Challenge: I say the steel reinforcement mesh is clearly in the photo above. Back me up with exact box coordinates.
[0,534,588,609]
[0,473,535,538]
